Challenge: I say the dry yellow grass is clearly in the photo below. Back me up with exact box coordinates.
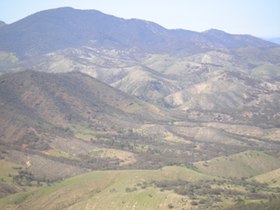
[91,148,137,166]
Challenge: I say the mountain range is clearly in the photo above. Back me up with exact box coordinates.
[0,7,280,209]
[0,7,276,57]
[0,7,279,128]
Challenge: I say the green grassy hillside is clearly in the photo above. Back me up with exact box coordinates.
[1,165,279,210]
[0,166,211,210]
[194,151,280,178]
[252,168,280,187]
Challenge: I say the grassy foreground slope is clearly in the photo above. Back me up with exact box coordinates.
[1,164,280,210]
[0,166,211,210]
[194,150,280,178]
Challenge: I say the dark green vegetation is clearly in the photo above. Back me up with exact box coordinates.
[0,7,280,210]
[152,178,280,209]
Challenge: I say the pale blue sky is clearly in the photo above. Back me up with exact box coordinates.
[0,0,279,38]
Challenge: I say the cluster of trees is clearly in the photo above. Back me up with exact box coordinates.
[12,169,42,186]
[150,179,280,209]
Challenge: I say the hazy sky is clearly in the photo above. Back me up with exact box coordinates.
[1,0,279,38]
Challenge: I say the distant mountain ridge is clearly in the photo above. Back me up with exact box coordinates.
[0,7,276,57]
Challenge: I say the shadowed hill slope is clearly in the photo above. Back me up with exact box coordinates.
[0,70,168,145]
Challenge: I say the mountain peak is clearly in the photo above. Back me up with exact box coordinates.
[35,6,103,15]
[203,28,228,35]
